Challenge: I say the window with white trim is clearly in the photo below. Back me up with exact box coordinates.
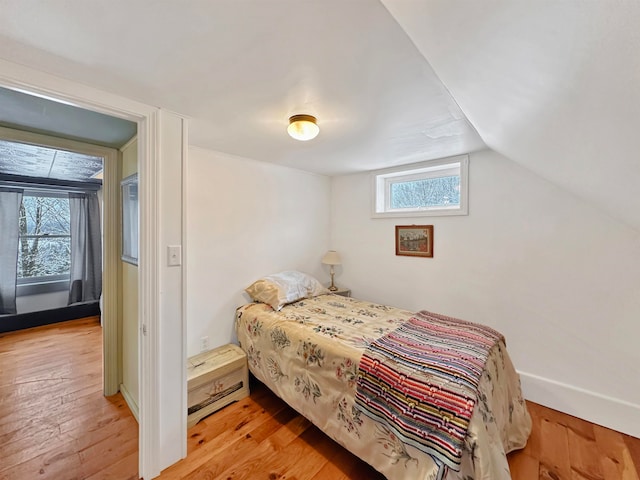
[17,191,71,287]
[372,155,468,217]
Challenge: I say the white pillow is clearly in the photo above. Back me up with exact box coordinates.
[245,270,329,310]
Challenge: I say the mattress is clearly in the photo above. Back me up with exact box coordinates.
[235,294,531,480]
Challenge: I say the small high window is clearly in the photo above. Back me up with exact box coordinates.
[372,155,468,217]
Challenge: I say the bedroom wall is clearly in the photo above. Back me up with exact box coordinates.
[16,291,67,313]
[330,148,640,438]
[120,137,139,419]
[185,146,331,357]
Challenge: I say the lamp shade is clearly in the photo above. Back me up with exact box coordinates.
[287,114,319,141]
[322,250,341,265]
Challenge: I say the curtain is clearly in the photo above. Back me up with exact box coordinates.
[0,188,24,314]
[68,192,102,305]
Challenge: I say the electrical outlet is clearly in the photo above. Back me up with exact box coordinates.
[200,336,209,352]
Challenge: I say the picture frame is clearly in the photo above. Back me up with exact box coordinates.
[395,225,433,258]
[121,173,139,265]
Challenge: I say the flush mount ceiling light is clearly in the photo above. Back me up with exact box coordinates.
[287,114,319,141]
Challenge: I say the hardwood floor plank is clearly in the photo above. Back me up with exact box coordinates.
[245,403,297,444]
[209,416,314,480]
[75,414,138,454]
[523,401,543,455]
[0,429,77,470]
[84,451,139,480]
[593,424,640,480]
[0,437,83,480]
[539,417,572,479]
[264,414,313,451]
[208,438,277,480]
[58,394,132,435]
[624,433,640,478]
[567,426,604,479]
[0,375,103,412]
[0,317,139,480]
[0,387,116,439]
[263,433,329,480]
[160,394,285,478]
[311,442,384,480]
[508,452,539,480]
[301,424,384,480]
[182,434,261,479]
[78,427,138,478]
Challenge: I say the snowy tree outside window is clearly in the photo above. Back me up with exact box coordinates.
[390,175,460,209]
[17,193,71,281]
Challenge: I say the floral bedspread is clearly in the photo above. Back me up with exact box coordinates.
[235,294,531,480]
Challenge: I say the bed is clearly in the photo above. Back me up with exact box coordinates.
[235,273,531,480]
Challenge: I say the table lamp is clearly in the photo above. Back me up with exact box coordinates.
[321,250,341,291]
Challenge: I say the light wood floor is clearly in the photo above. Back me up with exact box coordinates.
[0,317,138,480]
[162,379,640,480]
[1,318,638,480]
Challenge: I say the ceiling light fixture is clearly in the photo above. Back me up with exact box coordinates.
[287,114,319,141]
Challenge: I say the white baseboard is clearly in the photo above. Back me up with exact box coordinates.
[518,371,640,439]
[120,383,140,423]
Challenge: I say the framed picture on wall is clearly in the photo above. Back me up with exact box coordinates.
[395,225,433,258]
[121,173,139,265]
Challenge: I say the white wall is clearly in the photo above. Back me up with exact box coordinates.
[16,291,67,313]
[331,148,640,437]
[186,146,331,356]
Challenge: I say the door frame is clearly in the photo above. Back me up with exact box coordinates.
[0,59,186,479]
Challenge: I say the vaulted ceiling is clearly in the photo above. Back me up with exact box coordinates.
[0,1,637,229]
[381,0,640,231]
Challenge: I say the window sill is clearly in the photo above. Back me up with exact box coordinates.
[17,280,69,296]
[371,207,468,218]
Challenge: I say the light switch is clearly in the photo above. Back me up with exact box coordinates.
[167,245,182,266]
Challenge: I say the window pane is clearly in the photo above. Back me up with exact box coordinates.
[390,175,460,209]
[18,195,71,279]
[21,196,70,234]
[18,236,71,278]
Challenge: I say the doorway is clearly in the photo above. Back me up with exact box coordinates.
[0,60,187,479]
[0,118,139,476]
[0,104,131,399]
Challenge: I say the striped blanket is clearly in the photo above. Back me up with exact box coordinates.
[355,310,503,473]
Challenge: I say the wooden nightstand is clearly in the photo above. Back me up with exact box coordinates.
[330,287,351,297]
[187,344,249,428]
